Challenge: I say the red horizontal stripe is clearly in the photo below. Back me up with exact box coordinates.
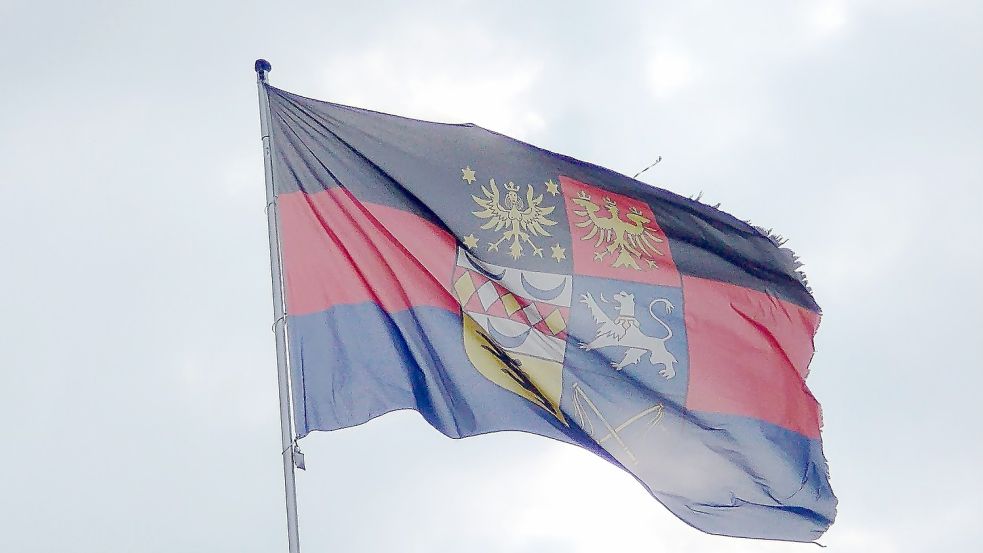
[683,275,822,438]
[278,188,458,316]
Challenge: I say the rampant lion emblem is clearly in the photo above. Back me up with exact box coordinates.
[572,191,665,270]
[472,179,557,259]
[578,291,677,378]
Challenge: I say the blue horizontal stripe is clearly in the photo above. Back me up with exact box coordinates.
[287,303,834,541]
[287,303,582,445]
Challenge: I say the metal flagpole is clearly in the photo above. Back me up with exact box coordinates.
[254,58,302,553]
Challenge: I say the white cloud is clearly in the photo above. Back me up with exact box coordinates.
[318,23,546,140]
[647,46,702,100]
[808,0,850,39]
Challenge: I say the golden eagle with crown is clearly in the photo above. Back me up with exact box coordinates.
[472,179,557,259]
[572,190,665,270]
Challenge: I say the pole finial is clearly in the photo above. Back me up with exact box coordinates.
[255,59,272,81]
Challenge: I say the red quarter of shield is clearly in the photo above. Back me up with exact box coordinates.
[559,176,680,286]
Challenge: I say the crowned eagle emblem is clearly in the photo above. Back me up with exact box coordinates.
[572,190,665,270]
[472,179,557,259]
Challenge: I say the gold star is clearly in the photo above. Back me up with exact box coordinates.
[550,244,566,262]
[463,233,479,249]
[461,166,477,185]
[545,179,559,196]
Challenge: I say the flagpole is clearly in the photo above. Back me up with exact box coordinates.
[254,58,302,553]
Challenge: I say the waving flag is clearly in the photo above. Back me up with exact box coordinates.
[266,84,836,541]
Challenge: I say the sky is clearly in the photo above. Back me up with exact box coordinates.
[1,0,981,551]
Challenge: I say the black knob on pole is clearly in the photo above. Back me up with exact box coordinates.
[255,59,272,73]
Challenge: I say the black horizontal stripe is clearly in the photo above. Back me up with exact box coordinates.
[268,85,819,311]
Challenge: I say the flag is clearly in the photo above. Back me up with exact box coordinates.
[266,84,836,541]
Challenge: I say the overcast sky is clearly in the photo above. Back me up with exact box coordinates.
[2,1,981,551]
